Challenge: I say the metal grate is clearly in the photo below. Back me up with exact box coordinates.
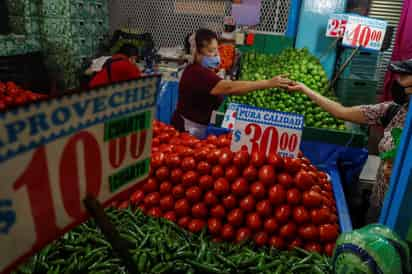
[368,0,404,94]
[109,0,291,48]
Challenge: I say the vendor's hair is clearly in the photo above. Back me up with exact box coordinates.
[117,44,139,57]
[195,28,218,51]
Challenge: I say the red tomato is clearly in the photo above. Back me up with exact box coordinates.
[222,194,237,210]
[181,157,196,171]
[324,242,336,257]
[250,152,266,167]
[286,188,301,205]
[185,186,202,203]
[313,208,332,225]
[227,208,244,227]
[211,165,225,179]
[182,171,198,187]
[170,168,183,183]
[242,165,258,182]
[225,166,240,182]
[191,203,208,218]
[258,165,276,186]
[197,161,211,175]
[144,192,161,206]
[174,199,190,216]
[239,195,256,212]
[250,181,266,199]
[142,178,159,193]
[151,152,165,168]
[203,191,218,207]
[254,231,268,247]
[294,170,314,191]
[137,204,147,213]
[318,171,328,180]
[219,150,233,166]
[246,213,262,231]
[177,216,191,228]
[264,218,278,233]
[279,222,297,239]
[199,175,214,191]
[207,135,218,145]
[207,149,222,164]
[293,206,310,224]
[188,219,206,233]
[319,224,339,242]
[163,211,177,222]
[305,243,322,253]
[268,185,286,205]
[130,190,144,205]
[208,218,223,235]
[159,195,174,211]
[298,225,319,241]
[194,148,210,162]
[275,205,291,223]
[165,153,181,168]
[210,204,226,218]
[159,144,174,154]
[302,191,323,208]
[214,178,230,196]
[118,200,129,210]
[269,236,285,249]
[277,173,294,189]
[288,238,303,250]
[156,166,170,181]
[147,207,162,218]
[221,224,235,241]
[172,185,185,199]
[256,200,272,217]
[233,150,249,167]
[231,178,249,197]
[217,135,231,147]
[267,153,283,169]
[159,181,173,195]
[284,157,301,174]
[235,227,252,243]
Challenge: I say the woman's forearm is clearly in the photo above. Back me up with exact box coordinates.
[211,80,271,96]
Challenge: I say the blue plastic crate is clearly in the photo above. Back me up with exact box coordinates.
[156,81,179,124]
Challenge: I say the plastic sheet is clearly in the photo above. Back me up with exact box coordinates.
[156,81,179,124]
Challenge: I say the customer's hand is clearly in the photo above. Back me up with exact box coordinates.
[383,160,393,183]
[287,81,309,93]
[267,75,294,89]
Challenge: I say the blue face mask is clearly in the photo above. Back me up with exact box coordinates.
[201,55,221,69]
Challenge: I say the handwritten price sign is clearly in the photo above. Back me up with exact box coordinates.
[326,13,348,38]
[342,15,387,51]
[231,105,304,158]
[0,77,160,274]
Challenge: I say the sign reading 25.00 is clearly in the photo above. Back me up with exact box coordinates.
[0,77,160,274]
[231,105,304,158]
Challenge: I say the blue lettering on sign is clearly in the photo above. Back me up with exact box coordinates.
[0,199,16,234]
[72,99,92,118]
[51,106,71,126]
[109,92,124,108]
[93,96,108,114]
[234,130,242,142]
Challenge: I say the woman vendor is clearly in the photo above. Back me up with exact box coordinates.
[172,28,292,138]
[288,58,412,222]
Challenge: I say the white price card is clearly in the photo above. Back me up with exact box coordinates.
[231,105,304,158]
[326,13,348,38]
[221,103,240,130]
[342,15,387,51]
[0,76,160,274]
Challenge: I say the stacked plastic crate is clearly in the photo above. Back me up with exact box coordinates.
[336,49,381,106]
[40,0,110,89]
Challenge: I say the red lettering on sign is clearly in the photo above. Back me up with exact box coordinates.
[130,131,147,160]
[243,123,262,154]
[109,137,127,168]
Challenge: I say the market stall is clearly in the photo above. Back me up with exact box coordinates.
[1,0,411,274]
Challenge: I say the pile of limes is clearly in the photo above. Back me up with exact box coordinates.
[227,48,346,131]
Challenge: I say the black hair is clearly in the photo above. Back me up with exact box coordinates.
[184,33,192,54]
[117,44,140,57]
[195,28,218,52]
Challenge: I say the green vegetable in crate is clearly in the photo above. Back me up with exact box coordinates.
[333,224,411,274]
[228,48,346,130]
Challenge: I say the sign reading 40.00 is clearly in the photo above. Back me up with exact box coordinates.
[0,76,160,274]
[231,105,304,158]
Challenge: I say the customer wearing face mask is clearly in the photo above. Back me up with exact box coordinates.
[172,28,292,138]
[288,58,412,223]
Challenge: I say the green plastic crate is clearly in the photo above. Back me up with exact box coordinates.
[237,34,293,54]
[339,49,381,80]
[336,78,378,106]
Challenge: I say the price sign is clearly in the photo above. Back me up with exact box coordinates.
[326,13,348,37]
[231,105,304,158]
[221,103,240,130]
[0,76,160,274]
[342,15,387,51]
